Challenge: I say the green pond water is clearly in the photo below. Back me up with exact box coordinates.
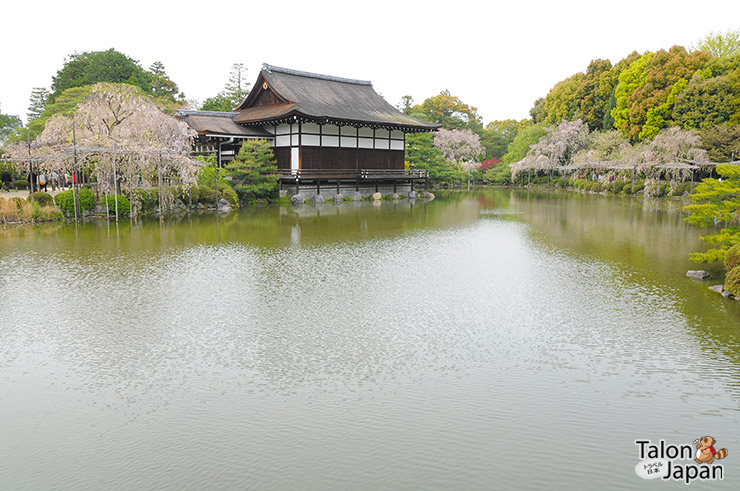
[1,189,739,490]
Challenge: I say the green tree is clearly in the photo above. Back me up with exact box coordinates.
[51,49,153,98]
[398,95,414,114]
[201,94,235,112]
[672,54,740,130]
[200,63,251,112]
[27,87,51,123]
[24,85,94,139]
[699,123,740,162]
[411,91,483,132]
[611,52,653,139]
[541,73,583,124]
[692,28,740,58]
[224,63,250,107]
[529,97,546,124]
[226,139,279,202]
[405,132,467,186]
[479,128,509,160]
[684,164,740,262]
[0,104,22,147]
[502,123,548,164]
[148,61,184,108]
[612,47,711,141]
[673,73,739,130]
[572,59,614,130]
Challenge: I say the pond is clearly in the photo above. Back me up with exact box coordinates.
[1,189,739,489]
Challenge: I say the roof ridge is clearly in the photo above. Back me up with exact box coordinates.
[262,63,372,87]
[176,110,237,118]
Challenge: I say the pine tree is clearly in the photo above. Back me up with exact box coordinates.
[27,87,50,123]
[684,164,740,263]
[226,139,278,202]
[223,63,250,108]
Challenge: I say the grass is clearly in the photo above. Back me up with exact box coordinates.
[0,197,63,223]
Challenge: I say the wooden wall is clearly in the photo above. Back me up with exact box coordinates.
[274,147,403,171]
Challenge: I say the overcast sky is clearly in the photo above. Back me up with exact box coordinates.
[2,0,739,125]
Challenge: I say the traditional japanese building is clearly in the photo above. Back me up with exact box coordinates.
[177,64,439,196]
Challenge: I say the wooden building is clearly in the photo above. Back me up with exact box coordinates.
[178,64,439,194]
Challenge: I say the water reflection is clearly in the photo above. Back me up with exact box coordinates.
[1,191,739,489]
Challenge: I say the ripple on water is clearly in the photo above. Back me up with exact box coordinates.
[1,207,739,489]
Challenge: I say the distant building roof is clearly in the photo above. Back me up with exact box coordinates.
[233,64,439,132]
[176,110,273,138]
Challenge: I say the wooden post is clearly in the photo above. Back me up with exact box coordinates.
[214,152,219,208]
[113,160,119,223]
[72,122,81,220]
[26,130,34,199]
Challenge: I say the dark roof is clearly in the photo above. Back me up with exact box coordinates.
[176,110,273,138]
[233,64,439,132]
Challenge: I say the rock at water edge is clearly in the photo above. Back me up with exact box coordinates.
[686,270,710,280]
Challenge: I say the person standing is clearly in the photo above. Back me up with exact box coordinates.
[1,169,11,192]
[50,171,59,191]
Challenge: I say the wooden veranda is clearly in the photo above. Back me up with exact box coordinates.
[278,168,429,194]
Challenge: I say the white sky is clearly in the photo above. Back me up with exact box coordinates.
[1,0,738,125]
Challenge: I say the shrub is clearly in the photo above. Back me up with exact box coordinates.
[14,179,27,190]
[218,184,239,207]
[724,265,740,297]
[197,165,228,188]
[31,203,64,221]
[0,197,33,222]
[174,185,199,205]
[612,181,628,194]
[196,185,217,205]
[0,197,20,221]
[102,194,131,215]
[28,192,55,207]
[54,188,96,215]
[725,244,740,272]
[625,182,645,195]
[671,183,691,196]
[129,188,159,213]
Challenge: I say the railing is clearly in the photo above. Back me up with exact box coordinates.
[278,169,428,180]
